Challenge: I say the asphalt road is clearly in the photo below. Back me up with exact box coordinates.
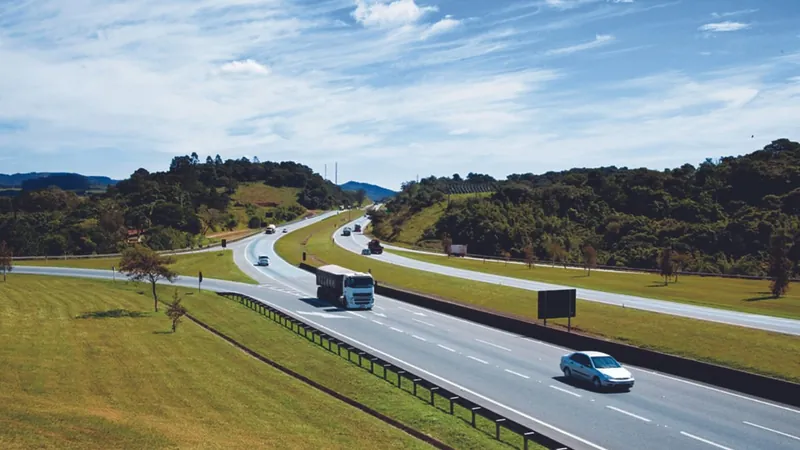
[15,209,800,450]
[335,217,800,337]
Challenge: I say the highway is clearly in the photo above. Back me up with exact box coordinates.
[335,216,800,337]
[15,209,800,450]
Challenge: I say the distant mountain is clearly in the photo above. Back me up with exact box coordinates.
[0,172,119,188]
[339,181,397,202]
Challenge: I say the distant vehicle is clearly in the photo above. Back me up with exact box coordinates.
[354,224,362,232]
[265,224,277,234]
[257,256,270,266]
[361,248,371,255]
[368,239,384,254]
[315,264,374,309]
[448,244,468,257]
[282,228,288,233]
[342,227,352,236]
[559,351,634,391]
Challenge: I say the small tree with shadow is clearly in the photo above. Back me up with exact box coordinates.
[0,241,12,282]
[659,247,673,286]
[582,245,597,276]
[768,231,793,298]
[166,289,187,333]
[523,244,535,269]
[119,245,177,312]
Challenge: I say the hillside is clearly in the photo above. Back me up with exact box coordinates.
[0,172,118,188]
[371,138,800,277]
[0,155,362,256]
[340,181,397,202]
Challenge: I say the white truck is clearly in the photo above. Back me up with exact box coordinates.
[265,224,277,234]
[448,244,468,257]
[315,264,375,310]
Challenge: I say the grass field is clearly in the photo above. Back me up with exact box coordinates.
[16,250,257,285]
[275,213,800,383]
[377,195,486,247]
[229,183,304,231]
[0,275,532,450]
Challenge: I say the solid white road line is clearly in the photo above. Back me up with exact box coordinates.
[412,335,427,342]
[742,421,800,441]
[468,356,489,364]
[679,432,734,450]
[605,406,651,422]
[438,344,456,352]
[390,327,404,333]
[504,369,530,379]
[412,318,436,327]
[475,338,512,352]
[549,385,582,398]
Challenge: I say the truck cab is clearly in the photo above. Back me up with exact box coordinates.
[265,224,277,234]
[368,239,383,254]
[354,224,362,232]
[315,264,374,310]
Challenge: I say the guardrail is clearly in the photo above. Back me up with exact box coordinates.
[217,291,573,450]
[297,262,800,408]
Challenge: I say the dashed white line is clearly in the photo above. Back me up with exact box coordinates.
[399,306,427,316]
[412,318,436,327]
[679,432,733,450]
[504,369,530,379]
[438,344,456,352]
[374,305,385,310]
[467,356,489,364]
[412,335,427,342]
[348,311,366,319]
[549,385,582,398]
[371,320,384,325]
[605,406,651,422]
[742,421,800,441]
[475,338,512,352]
[390,327,404,333]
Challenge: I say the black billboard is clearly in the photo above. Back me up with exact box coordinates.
[537,289,576,320]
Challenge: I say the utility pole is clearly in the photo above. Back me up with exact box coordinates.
[335,162,338,185]
[325,164,327,180]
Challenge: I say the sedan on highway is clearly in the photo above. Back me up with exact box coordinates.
[560,351,634,391]
[257,256,270,266]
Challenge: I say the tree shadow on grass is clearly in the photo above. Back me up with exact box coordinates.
[152,330,173,335]
[646,282,668,288]
[75,309,149,319]
[743,292,777,302]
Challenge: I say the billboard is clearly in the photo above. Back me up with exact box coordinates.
[537,289,576,320]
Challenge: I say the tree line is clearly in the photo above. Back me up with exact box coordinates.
[371,139,800,295]
[0,154,361,256]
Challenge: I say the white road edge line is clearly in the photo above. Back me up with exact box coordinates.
[605,406,651,422]
[475,338,512,352]
[742,421,800,441]
[468,356,489,364]
[412,318,436,327]
[679,432,733,450]
[549,385,582,398]
[412,335,427,342]
[438,344,456,352]
[390,327,404,333]
[504,369,530,379]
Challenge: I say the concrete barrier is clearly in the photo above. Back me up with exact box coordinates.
[298,262,800,408]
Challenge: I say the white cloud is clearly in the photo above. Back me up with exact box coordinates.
[711,9,758,18]
[699,21,750,32]
[545,34,614,55]
[219,59,271,75]
[421,15,461,40]
[352,0,437,28]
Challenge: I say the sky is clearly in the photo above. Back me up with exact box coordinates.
[0,0,799,190]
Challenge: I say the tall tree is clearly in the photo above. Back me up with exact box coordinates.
[523,243,535,269]
[0,241,12,282]
[659,247,673,285]
[354,188,367,207]
[768,230,793,298]
[119,245,177,312]
[441,234,453,256]
[582,245,597,276]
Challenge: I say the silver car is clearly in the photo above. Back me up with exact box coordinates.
[559,351,634,391]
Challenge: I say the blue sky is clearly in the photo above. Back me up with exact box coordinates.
[1,0,799,190]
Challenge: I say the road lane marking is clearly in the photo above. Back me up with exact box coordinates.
[412,318,436,327]
[372,312,387,317]
[605,406,651,422]
[549,385,582,398]
[390,327,404,333]
[399,306,427,316]
[468,356,488,364]
[412,335,427,342]
[374,305,385,310]
[372,320,384,325]
[504,369,530,379]
[742,421,800,441]
[475,338,512,352]
[348,311,366,319]
[679,432,733,449]
[438,344,456,352]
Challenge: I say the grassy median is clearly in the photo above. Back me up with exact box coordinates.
[16,250,257,285]
[275,212,800,383]
[1,275,535,450]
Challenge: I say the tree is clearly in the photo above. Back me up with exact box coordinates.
[547,242,564,267]
[0,241,12,282]
[166,289,188,332]
[659,247,673,285]
[768,231,793,298]
[671,252,692,282]
[119,245,177,312]
[523,244,535,269]
[502,250,512,266]
[582,245,597,276]
[441,234,453,256]
[354,189,367,207]
[197,205,224,235]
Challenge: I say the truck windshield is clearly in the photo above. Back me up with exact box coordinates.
[345,276,374,288]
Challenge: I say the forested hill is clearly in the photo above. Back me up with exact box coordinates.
[370,138,800,276]
[0,154,360,256]
[0,172,118,188]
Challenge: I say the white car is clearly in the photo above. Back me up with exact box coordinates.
[559,351,634,391]
[257,256,270,266]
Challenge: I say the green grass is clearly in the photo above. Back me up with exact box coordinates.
[16,250,257,285]
[0,276,431,450]
[276,213,800,383]
[390,249,800,320]
[376,195,486,248]
[1,275,536,450]
[228,183,304,231]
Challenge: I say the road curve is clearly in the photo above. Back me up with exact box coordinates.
[335,217,800,337]
[14,209,800,450]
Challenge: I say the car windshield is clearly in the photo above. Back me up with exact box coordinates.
[345,276,373,288]
[591,356,621,369]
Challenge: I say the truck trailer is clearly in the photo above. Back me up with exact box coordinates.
[315,264,375,309]
[265,224,277,234]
